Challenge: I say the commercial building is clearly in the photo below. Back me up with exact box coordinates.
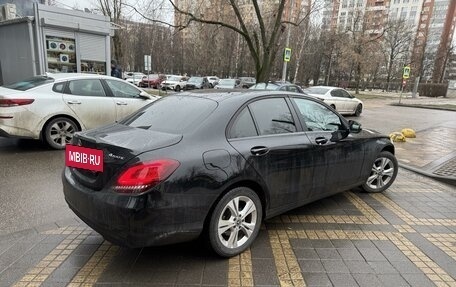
[0,2,113,85]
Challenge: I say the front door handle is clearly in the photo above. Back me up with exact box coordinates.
[250,146,269,156]
[315,137,328,145]
[67,100,81,104]
[116,101,128,105]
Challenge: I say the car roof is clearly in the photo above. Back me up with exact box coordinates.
[46,73,118,82]
[177,89,316,103]
[308,86,340,90]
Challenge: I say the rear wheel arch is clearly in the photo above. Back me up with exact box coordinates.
[40,114,82,140]
[203,180,268,229]
[40,114,82,137]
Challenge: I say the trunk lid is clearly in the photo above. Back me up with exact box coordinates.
[0,87,24,97]
[69,123,182,191]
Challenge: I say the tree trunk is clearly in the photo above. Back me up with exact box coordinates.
[355,62,361,94]
[386,53,394,92]
[113,32,123,64]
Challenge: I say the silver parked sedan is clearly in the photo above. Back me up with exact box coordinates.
[304,86,363,116]
[0,73,159,149]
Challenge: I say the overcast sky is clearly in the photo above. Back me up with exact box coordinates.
[56,0,96,10]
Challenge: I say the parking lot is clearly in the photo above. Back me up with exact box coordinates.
[1,99,455,286]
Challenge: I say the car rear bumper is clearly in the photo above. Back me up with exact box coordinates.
[62,168,205,248]
[0,123,37,139]
[0,108,41,139]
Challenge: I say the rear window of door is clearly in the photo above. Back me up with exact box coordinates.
[65,79,106,97]
[229,107,258,138]
[249,98,296,135]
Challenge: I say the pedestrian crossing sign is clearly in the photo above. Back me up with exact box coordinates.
[284,48,292,62]
[403,66,411,79]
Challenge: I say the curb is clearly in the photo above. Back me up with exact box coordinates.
[399,163,456,186]
[390,103,456,112]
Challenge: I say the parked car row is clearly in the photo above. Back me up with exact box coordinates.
[134,73,257,91]
[128,73,363,116]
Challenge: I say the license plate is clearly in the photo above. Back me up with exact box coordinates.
[65,144,104,172]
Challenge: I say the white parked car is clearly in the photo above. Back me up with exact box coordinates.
[0,73,159,149]
[160,75,188,92]
[124,72,146,86]
[207,76,220,87]
[304,86,363,116]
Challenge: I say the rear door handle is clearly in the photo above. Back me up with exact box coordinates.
[116,102,128,105]
[250,146,269,156]
[315,137,328,145]
[67,100,81,105]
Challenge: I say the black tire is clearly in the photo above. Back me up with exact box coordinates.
[175,85,181,92]
[354,104,362,117]
[44,117,78,150]
[208,187,262,257]
[361,151,398,193]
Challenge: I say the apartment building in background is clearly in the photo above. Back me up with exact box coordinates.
[322,0,456,82]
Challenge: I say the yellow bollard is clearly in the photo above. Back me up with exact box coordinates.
[389,132,406,142]
[401,128,416,138]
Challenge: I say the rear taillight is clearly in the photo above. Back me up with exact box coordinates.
[0,99,35,107]
[114,159,180,194]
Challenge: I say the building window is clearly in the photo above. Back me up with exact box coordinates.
[46,36,76,73]
[81,60,106,74]
[400,7,408,19]
[410,6,417,18]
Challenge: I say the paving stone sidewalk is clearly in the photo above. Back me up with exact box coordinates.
[394,126,456,184]
[1,169,456,287]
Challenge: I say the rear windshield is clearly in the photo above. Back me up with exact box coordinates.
[123,95,218,133]
[4,76,55,91]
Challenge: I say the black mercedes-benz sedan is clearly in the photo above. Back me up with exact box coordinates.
[62,90,397,257]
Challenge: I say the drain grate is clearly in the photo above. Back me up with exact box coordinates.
[433,158,456,178]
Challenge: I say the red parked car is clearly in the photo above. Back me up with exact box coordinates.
[139,74,166,88]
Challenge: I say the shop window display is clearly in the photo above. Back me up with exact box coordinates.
[46,36,77,73]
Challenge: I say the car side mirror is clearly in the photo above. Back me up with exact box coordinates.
[139,91,152,99]
[330,129,349,142]
[349,120,362,133]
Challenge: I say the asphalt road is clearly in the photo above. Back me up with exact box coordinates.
[0,100,454,236]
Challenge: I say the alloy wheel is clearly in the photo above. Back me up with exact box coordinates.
[366,157,395,190]
[217,196,257,249]
[44,117,78,149]
[50,121,75,147]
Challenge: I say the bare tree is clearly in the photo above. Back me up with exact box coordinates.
[382,19,414,91]
[98,0,123,64]
[126,0,317,82]
[342,8,386,93]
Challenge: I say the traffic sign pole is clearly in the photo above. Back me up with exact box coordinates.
[399,65,411,104]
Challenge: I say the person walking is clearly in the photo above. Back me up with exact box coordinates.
[111,60,121,78]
